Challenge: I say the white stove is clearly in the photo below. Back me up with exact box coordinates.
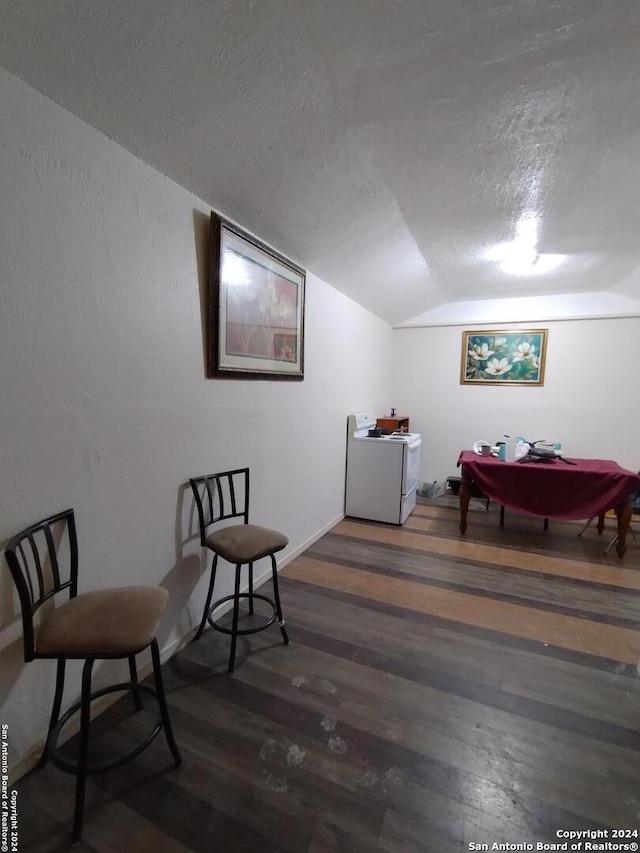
[345,412,421,525]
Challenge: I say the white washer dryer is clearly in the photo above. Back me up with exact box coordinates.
[345,412,422,525]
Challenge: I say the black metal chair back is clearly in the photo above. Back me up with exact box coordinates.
[190,467,250,544]
[5,508,78,662]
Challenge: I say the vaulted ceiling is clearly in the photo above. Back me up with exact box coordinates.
[2,1,640,325]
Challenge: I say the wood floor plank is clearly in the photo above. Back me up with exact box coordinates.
[308,536,640,633]
[183,658,611,839]
[284,555,640,663]
[96,717,295,853]
[333,519,640,589]
[195,621,640,801]
[283,575,640,677]
[336,697,634,829]
[13,498,640,850]
[206,627,633,827]
[278,586,640,731]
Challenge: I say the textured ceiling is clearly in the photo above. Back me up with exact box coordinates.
[2,1,640,324]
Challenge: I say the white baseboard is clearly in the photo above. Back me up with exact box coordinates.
[279,513,343,567]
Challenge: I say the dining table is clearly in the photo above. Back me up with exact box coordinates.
[456,450,640,557]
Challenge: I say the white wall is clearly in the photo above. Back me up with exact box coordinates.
[393,319,640,485]
[0,69,393,773]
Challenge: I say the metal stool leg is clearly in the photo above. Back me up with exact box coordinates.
[270,554,289,645]
[71,658,94,844]
[578,516,596,537]
[194,553,218,641]
[248,561,254,615]
[604,533,619,555]
[128,655,143,711]
[150,640,182,767]
[602,522,636,555]
[39,658,66,768]
[228,564,242,673]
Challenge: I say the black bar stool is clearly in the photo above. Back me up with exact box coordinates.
[189,468,289,672]
[4,508,182,843]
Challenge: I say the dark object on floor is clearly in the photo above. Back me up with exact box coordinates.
[447,476,462,496]
[3,508,182,844]
[189,467,289,672]
[447,475,487,500]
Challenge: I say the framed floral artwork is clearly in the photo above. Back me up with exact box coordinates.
[207,212,306,380]
[460,329,548,386]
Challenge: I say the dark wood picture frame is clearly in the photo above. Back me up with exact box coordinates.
[207,211,306,380]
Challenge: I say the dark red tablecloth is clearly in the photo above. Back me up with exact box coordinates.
[457,451,640,520]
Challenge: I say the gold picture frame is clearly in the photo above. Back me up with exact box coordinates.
[460,329,548,386]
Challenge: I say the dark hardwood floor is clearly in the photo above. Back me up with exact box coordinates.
[14,497,640,851]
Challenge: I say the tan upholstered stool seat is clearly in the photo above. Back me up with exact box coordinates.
[205,524,288,564]
[36,586,169,657]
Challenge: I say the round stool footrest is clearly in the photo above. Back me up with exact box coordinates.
[50,682,163,775]
[207,592,277,636]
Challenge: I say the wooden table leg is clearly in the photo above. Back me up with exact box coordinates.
[597,513,606,534]
[459,474,471,534]
[614,499,632,558]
